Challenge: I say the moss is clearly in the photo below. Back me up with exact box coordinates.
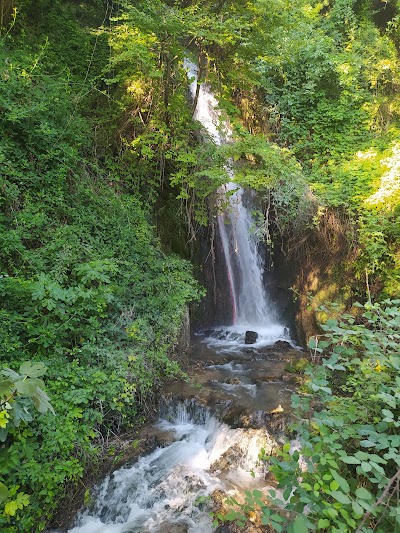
[284,358,309,374]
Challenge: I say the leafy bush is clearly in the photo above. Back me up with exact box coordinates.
[221,301,400,532]
[0,6,202,530]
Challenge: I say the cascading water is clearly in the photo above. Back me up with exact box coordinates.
[53,60,302,533]
[63,401,277,533]
[219,183,272,326]
[186,60,288,345]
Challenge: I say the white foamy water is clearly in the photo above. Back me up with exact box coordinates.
[220,382,257,398]
[66,403,274,533]
[203,325,292,355]
[207,361,249,373]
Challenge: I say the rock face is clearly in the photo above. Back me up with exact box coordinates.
[273,340,291,351]
[245,330,258,344]
[172,306,191,366]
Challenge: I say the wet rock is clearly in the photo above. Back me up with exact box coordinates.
[225,377,241,385]
[273,340,292,351]
[245,330,258,344]
[216,523,271,533]
[254,346,280,359]
[211,430,275,472]
[157,522,188,533]
[280,373,297,383]
[231,410,288,431]
[257,375,278,383]
[269,404,284,414]
[284,357,309,373]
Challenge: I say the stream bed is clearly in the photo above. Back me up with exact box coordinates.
[64,329,305,533]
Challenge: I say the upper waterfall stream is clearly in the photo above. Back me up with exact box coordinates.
[186,59,289,344]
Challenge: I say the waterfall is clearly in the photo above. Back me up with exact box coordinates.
[185,60,284,336]
[47,60,298,533]
[63,400,277,533]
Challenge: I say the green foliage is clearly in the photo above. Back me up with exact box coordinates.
[230,0,400,295]
[0,361,54,441]
[0,362,53,525]
[284,358,309,374]
[221,301,400,532]
[0,2,202,531]
[264,301,400,532]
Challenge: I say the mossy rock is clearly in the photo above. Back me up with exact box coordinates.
[284,358,309,374]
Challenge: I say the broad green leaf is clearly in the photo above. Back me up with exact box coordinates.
[4,500,18,516]
[14,380,37,396]
[330,480,339,491]
[360,461,372,473]
[0,482,9,503]
[1,368,20,380]
[340,456,361,464]
[330,470,350,493]
[11,401,33,426]
[0,379,13,396]
[290,514,308,533]
[360,440,376,448]
[330,491,351,505]
[352,501,364,518]
[32,387,55,415]
[19,361,47,378]
[355,487,372,500]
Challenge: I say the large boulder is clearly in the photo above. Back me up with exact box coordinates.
[245,330,258,344]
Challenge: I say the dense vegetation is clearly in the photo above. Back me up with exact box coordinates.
[0,1,203,530]
[218,301,400,532]
[0,0,399,531]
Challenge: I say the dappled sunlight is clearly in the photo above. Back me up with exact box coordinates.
[356,148,377,160]
[365,142,400,209]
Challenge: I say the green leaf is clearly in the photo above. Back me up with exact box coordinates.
[341,456,361,464]
[19,361,47,378]
[0,378,13,396]
[330,480,339,491]
[360,461,372,473]
[1,368,20,380]
[31,387,55,415]
[0,482,9,503]
[352,501,364,518]
[330,470,350,493]
[290,514,308,533]
[318,518,330,528]
[14,380,37,396]
[360,440,376,448]
[330,491,351,505]
[355,487,373,500]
